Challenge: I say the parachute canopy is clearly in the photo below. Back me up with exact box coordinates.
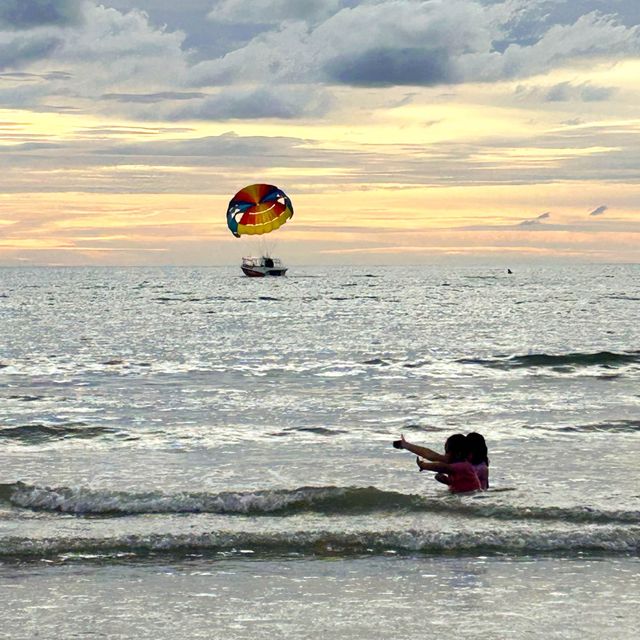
[226,183,293,238]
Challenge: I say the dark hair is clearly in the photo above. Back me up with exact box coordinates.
[466,432,489,466]
[444,433,468,463]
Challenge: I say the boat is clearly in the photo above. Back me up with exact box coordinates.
[241,256,288,277]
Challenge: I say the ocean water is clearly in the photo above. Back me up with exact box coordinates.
[1,264,639,639]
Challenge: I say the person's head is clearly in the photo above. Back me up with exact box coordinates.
[466,432,489,466]
[444,433,468,463]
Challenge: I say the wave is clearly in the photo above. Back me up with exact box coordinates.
[0,424,122,444]
[558,420,640,433]
[4,483,640,525]
[281,426,348,436]
[362,358,390,366]
[1,526,638,560]
[7,394,46,402]
[360,357,431,368]
[402,360,430,369]
[459,351,640,370]
[607,295,640,301]
[523,420,640,434]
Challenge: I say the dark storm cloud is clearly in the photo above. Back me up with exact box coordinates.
[324,47,455,87]
[0,0,84,30]
[589,205,608,216]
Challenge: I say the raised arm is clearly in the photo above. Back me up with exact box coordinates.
[393,434,448,462]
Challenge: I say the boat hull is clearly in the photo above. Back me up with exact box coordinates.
[241,266,288,277]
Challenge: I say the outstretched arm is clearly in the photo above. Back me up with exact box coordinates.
[416,458,452,474]
[393,434,448,462]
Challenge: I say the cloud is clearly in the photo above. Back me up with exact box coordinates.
[189,1,493,87]
[2,1,640,120]
[387,92,419,108]
[589,205,608,216]
[325,47,455,87]
[511,1,640,32]
[543,81,617,102]
[74,125,195,136]
[102,91,207,104]
[3,117,640,195]
[190,2,640,90]
[161,86,333,120]
[518,211,551,226]
[0,70,71,81]
[0,124,627,200]
[0,33,62,70]
[102,131,317,165]
[0,129,346,194]
[466,9,640,83]
[208,0,346,25]
[0,0,84,30]
[580,84,617,101]
[0,3,192,112]
[53,5,189,89]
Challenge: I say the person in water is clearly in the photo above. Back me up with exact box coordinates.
[393,432,490,488]
[393,433,483,493]
[466,432,489,490]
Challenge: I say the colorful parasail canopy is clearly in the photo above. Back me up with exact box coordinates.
[226,183,294,238]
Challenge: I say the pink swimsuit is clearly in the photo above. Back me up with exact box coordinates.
[448,461,482,493]
[472,462,489,490]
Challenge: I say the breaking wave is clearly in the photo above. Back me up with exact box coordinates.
[459,351,640,370]
[0,424,123,444]
[3,483,640,525]
[1,526,638,560]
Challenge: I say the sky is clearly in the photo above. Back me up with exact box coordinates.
[0,0,639,266]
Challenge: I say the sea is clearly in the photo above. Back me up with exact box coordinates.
[1,263,639,639]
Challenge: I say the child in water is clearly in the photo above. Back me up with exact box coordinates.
[393,432,488,492]
[466,432,489,490]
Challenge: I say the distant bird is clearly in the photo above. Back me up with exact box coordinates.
[507,268,513,274]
